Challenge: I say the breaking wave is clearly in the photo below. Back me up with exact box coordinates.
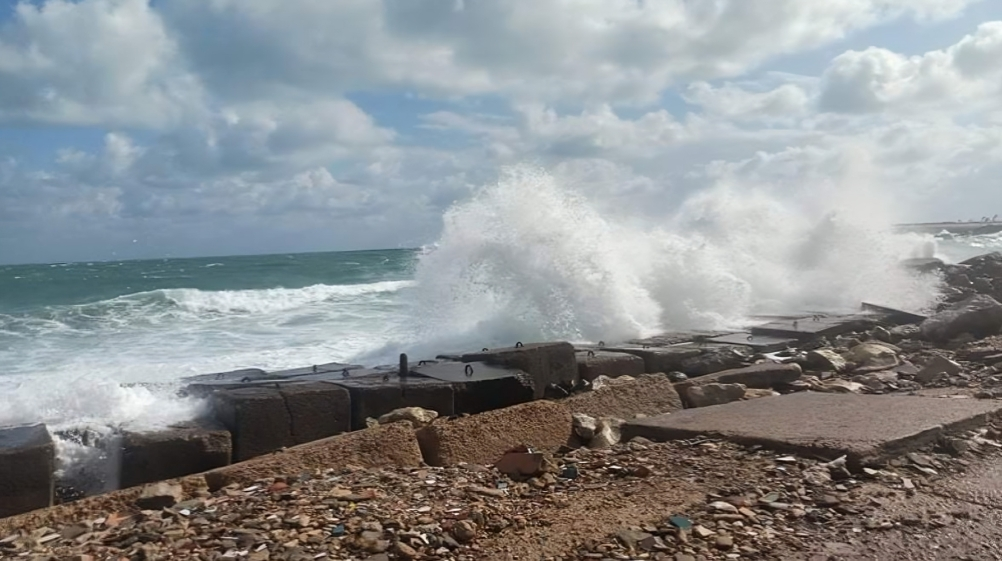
[366,165,945,360]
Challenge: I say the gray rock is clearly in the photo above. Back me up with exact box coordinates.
[589,417,624,449]
[807,349,848,372]
[842,342,899,372]
[377,407,439,428]
[921,295,1002,343]
[686,383,747,408]
[572,413,597,441]
[916,355,963,384]
[136,481,183,510]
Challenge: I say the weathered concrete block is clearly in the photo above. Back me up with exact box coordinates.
[211,387,294,462]
[278,382,352,443]
[560,374,683,419]
[203,422,423,490]
[602,346,702,374]
[674,363,802,405]
[119,423,232,489]
[575,350,645,382]
[416,401,572,467]
[0,424,55,518]
[411,361,534,415]
[921,295,1002,343]
[462,342,577,399]
[329,370,455,431]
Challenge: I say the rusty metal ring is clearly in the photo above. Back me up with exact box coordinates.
[515,341,524,348]
[464,364,474,377]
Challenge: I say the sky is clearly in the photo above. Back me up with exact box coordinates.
[1,0,1002,265]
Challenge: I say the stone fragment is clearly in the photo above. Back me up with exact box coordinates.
[376,407,438,428]
[806,349,848,372]
[677,345,752,377]
[843,343,899,372]
[572,413,597,441]
[494,451,546,479]
[451,520,477,543]
[916,356,964,384]
[921,295,1002,343]
[589,418,623,449]
[0,423,55,518]
[136,482,183,510]
[416,401,572,466]
[817,379,865,394]
[560,373,683,419]
[685,383,747,408]
[743,388,779,400]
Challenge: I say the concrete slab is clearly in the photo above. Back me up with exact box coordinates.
[625,331,733,348]
[268,362,365,379]
[861,302,928,325]
[750,315,876,340]
[575,350,646,382]
[0,424,55,518]
[278,382,352,443]
[411,361,534,415]
[621,392,1002,469]
[707,332,799,353]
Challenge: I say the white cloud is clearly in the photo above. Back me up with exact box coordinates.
[819,21,1002,113]
[0,0,203,127]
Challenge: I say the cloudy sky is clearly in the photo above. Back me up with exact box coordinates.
[1,0,1001,265]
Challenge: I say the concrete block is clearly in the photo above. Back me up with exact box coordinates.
[0,424,55,518]
[416,401,572,467]
[203,422,423,490]
[211,387,294,462]
[119,423,232,489]
[575,350,645,382]
[278,382,352,443]
[329,370,455,431]
[602,345,702,374]
[411,361,534,414]
[622,392,1002,470]
[461,342,577,399]
[674,363,803,406]
[560,374,683,419]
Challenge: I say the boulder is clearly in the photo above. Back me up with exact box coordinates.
[376,407,438,428]
[0,424,55,518]
[559,373,683,420]
[589,418,624,449]
[674,363,802,401]
[842,343,900,372]
[572,413,598,441]
[685,383,747,408]
[462,342,578,399]
[678,345,752,377]
[119,423,232,489]
[416,401,572,467]
[921,295,1002,343]
[575,350,645,382]
[806,349,848,372]
[961,252,1002,279]
[916,355,964,384]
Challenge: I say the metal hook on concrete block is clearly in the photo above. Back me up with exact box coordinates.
[341,368,350,378]
[515,341,524,348]
[464,364,474,377]
[587,350,595,358]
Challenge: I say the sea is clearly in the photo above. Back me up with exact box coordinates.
[1,171,1000,468]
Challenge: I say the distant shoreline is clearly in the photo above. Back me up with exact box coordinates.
[893,221,1002,235]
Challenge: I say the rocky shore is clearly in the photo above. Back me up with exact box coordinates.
[3,251,1002,560]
